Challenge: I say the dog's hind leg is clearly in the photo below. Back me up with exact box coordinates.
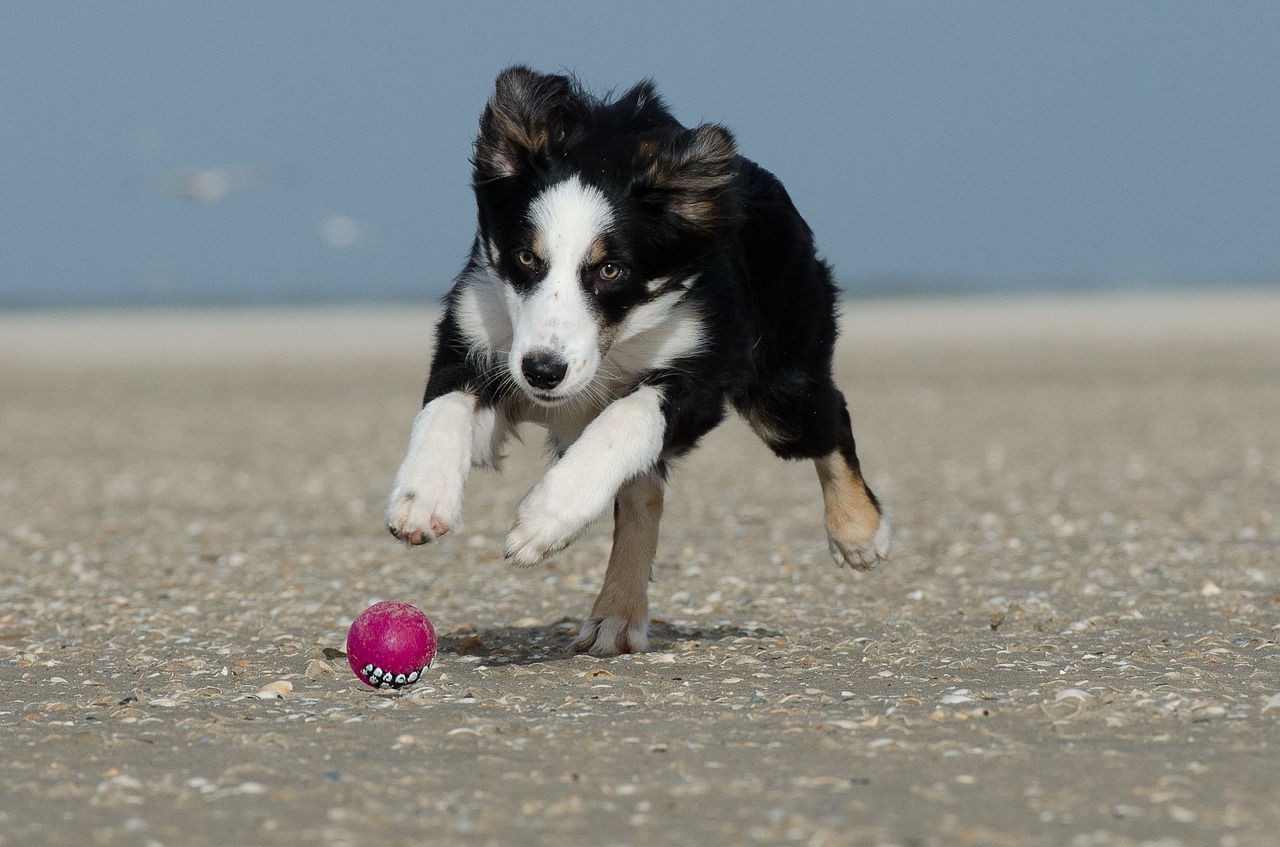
[743,385,888,569]
[571,469,664,656]
[815,399,889,569]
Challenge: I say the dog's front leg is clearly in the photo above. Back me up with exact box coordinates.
[572,469,663,656]
[386,391,485,545]
[505,385,666,567]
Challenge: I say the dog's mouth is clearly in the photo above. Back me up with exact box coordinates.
[508,368,575,407]
[523,387,570,407]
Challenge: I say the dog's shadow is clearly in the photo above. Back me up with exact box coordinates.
[437,618,782,665]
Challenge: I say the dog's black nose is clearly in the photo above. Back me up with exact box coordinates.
[521,350,568,391]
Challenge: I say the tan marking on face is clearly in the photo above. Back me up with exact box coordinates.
[587,237,609,267]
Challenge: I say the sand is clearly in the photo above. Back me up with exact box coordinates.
[1,290,1278,847]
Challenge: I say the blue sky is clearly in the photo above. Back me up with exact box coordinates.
[3,2,1278,306]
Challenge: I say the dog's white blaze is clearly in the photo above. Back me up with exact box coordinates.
[507,177,613,398]
[530,176,613,268]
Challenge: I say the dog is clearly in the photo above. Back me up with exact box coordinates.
[386,67,888,656]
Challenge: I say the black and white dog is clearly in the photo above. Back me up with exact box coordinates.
[387,67,888,655]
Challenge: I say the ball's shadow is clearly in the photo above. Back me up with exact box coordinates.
[437,618,782,665]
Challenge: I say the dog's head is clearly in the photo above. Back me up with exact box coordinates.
[469,66,737,406]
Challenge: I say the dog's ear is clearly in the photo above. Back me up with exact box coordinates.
[474,66,575,180]
[638,123,739,232]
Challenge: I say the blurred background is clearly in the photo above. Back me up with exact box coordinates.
[2,1,1278,309]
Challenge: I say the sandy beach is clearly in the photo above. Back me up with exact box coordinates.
[2,290,1278,847]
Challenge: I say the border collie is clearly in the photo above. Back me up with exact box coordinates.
[386,67,889,656]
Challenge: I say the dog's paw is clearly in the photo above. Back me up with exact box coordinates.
[503,516,576,567]
[827,515,891,570]
[503,483,593,566]
[571,616,649,656]
[385,485,460,546]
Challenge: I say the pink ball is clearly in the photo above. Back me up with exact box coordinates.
[346,600,436,689]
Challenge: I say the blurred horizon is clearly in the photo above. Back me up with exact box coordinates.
[3,3,1279,309]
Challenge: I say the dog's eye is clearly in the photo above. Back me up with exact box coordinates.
[597,262,626,282]
[516,249,538,268]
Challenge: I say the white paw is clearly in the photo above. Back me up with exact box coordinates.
[386,393,475,546]
[385,479,461,546]
[503,482,597,566]
[828,515,891,570]
[571,616,649,656]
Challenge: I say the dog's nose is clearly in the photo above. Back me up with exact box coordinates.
[520,350,568,391]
